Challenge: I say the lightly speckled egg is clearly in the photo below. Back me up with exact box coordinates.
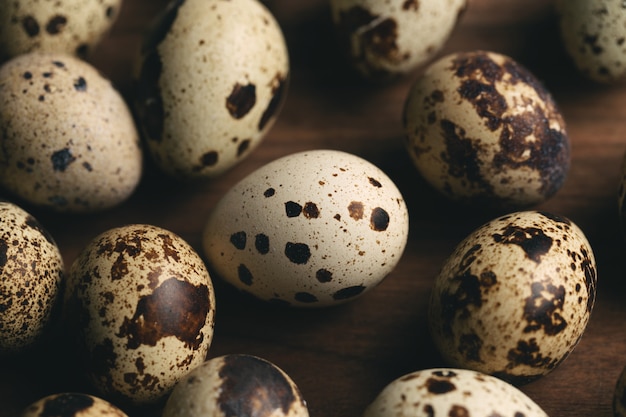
[363,368,548,417]
[162,354,309,417]
[0,200,64,354]
[403,50,570,209]
[202,149,409,308]
[0,52,143,213]
[0,0,122,62]
[556,0,626,83]
[21,392,128,417]
[428,211,597,384]
[133,0,289,179]
[329,0,466,80]
[64,224,216,406]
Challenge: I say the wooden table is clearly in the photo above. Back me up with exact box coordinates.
[2,0,626,416]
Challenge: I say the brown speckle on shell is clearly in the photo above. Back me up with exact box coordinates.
[226,83,256,119]
[284,242,311,264]
[22,16,40,37]
[258,73,287,131]
[45,15,68,35]
[255,234,270,254]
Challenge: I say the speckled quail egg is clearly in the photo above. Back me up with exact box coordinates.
[202,149,409,307]
[163,354,309,417]
[556,0,626,83]
[21,392,128,417]
[0,0,122,62]
[329,0,466,80]
[133,0,289,179]
[0,52,143,213]
[428,211,596,384]
[614,364,626,416]
[0,200,64,354]
[363,368,548,417]
[64,224,216,405]
[403,50,570,209]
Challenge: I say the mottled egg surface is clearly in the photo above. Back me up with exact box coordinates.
[0,201,64,354]
[21,392,128,417]
[363,368,548,417]
[65,224,216,405]
[428,211,596,384]
[0,52,143,213]
[134,0,289,179]
[163,354,309,417]
[403,50,570,209]
[557,0,626,83]
[0,0,122,61]
[330,0,466,80]
[203,149,409,307]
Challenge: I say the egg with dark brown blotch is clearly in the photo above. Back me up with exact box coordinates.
[0,52,143,213]
[133,0,289,179]
[329,0,466,80]
[363,368,548,417]
[403,50,570,209]
[428,211,596,385]
[65,224,216,405]
[202,149,409,308]
[21,392,128,417]
[0,0,122,62]
[163,354,309,417]
[0,201,64,354]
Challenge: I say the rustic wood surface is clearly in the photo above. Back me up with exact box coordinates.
[2,0,626,416]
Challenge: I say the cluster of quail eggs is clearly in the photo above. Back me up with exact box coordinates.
[1,0,626,415]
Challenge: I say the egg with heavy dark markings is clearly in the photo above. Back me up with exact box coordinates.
[133,0,289,179]
[0,200,64,354]
[428,211,596,384]
[363,368,548,417]
[202,149,409,307]
[162,354,309,417]
[330,0,466,80]
[0,0,122,62]
[403,50,570,209]
[21,392,128,417]
[64,224,216,405]
[0,52,143,213]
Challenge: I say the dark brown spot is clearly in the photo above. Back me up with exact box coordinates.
[106,6,115,18]
[348,201,364,220]
[230,231,246,250]
[316,268,333,283]
[237,139,251,157]
[0,239,7,275]
[23,71,32,80]
[39,393,94,416]
[370,207,389,231]
[303,202,320,219]
[45,15,67,34]
[258,74,287,131]
[73,77,87,91]
[255,234,269,254]
[201,151,219,167]
[75,44,89,58]
[118,278,210,350]
[51,148,76,172]
[226,83,256,119]
[21,16,40,37]
[583,33,603,55]
[581,250,597,313]
[333,285,365,300]
[264,188,275,197]
[457,79,507,131]
[492,225,552,263]
[295,292,318,303]
[218,355,297,417]
[402,0,419,10]
[52,61,65,68]
[238,264,253,285]
[506,338,558,371]
[426,377,456,394]
[284,242,310,264]
[285,201,302,217]
[449,405,470,417]
[458,332,483,362]
[523,282,567,335]
[368,177,382,187]
[424,405,435,417]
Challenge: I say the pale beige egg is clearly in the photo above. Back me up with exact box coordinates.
[21,393,128,417]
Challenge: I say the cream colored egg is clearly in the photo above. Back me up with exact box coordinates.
[0,52,143,212]
[428,211,596,384]
[0,0,122,61]
[163,354,309,417]
[65,224,216,405]
[363,368,548,417]
[133,0,289,179]
[330,0,466,80]
[403,50,570,209]
[21,392,128,417]
[556,0,626,83]
[0,201,63,354]
[202,149,409,307]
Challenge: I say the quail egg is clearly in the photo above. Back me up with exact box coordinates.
[202,149,409,307]
[21,392,128,417]
[428,211,596,384]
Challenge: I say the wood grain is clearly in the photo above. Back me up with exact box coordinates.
[2,0,626,416]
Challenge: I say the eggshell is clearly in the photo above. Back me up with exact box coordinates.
[403,50,570,209]
[0,0,122,61]
[202,149,409,307]
[428,211,597,384]
[21,392,128,417]
[556,0,626,83]
[163,354,309,417]
[330,0,466,80]
[0,52,143,213]
[363,368,548,417]
[64,224,216,405]
[133,0,289,179]
[0,201,64,354]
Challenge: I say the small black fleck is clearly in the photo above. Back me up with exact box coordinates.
[74,76,87,91]
[285,201,302,217]
[230,231,247,250]
[51,148,75,171]
[264,188,275,197]
[237,264,253,285]
[295,292,318,303]
[255,234,269,254]
[23,72,32,80]
[284,242,311,264]
[333,285,365,300]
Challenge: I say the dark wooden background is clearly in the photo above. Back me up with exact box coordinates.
[2,0,626,416]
